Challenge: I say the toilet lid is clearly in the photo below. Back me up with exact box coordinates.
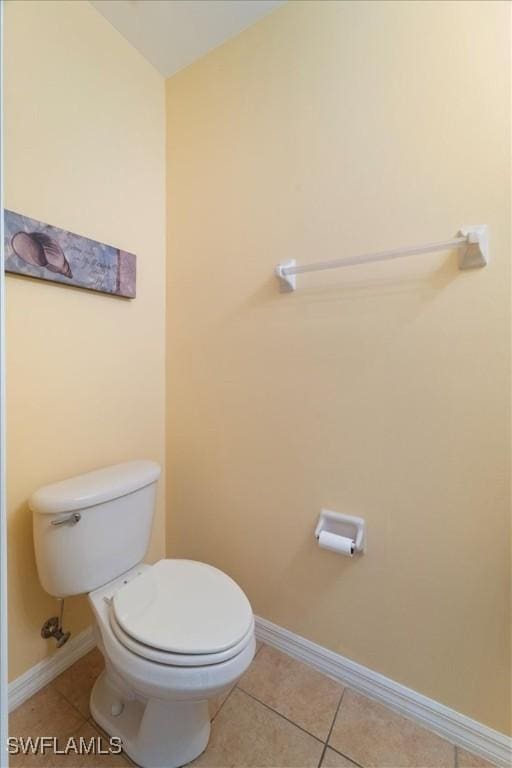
[112,559,253,655]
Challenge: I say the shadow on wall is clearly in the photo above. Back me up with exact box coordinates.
[246,253,459,313]
[8,502,91,665]
[9,502,51,634]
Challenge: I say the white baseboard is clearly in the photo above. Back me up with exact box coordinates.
[255,616,512,768]
[8,626,95,713]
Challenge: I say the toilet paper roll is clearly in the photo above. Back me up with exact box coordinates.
[318,530,354,556]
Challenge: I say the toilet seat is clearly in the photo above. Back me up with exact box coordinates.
[109,609,255,666]
[111,559,254,665]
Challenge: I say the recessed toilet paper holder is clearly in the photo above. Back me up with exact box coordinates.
[315,509,366,555]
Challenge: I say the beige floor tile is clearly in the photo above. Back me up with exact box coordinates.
[84,720,138,767]
[191,688,323,767]
[238,645,343,740]
[10,721,131,768]
[208,641,263,719]
[52,649,105,719]
[456,748,497,768]
[321,747,360,767]
[9,685,86,742]
[329,689,455,768]
[208,640,263,719]
[208,684,235,720]
[56,722,131,767]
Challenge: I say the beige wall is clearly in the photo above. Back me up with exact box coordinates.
[166,0,511,734]
[5,0,166,680]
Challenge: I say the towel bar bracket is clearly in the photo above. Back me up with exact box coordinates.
[459,225,488,270]
[275,259,296,292]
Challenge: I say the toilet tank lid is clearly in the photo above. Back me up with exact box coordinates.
[29,460,161,515]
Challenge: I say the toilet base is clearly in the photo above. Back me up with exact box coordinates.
[90,670,211,768]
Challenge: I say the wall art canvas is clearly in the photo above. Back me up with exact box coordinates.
[4,210,136,298]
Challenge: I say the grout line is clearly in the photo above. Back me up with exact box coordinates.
[210,684,237,722]
[55,694,90,724]
[454,745,459,768]
[254,641,265,658]
[88,716,108,738]
[207,642,266,723]
[46,649,103,721]
[88,717,137,766]
[317,688,346,768]
[45,680,90,729]
[327,745,365,768]
[235,686,324,745]
[210,633,266,724]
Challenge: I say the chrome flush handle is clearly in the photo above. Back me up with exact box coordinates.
[51,512,81,527]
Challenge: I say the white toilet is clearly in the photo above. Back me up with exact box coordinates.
[30,460,255,768]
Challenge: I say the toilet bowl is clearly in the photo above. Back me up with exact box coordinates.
[29,461,255,768]
[89,560,255,767]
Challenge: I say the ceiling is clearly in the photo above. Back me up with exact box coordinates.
[90,0,286,78]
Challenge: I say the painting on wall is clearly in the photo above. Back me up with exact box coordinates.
[4,210,136,298]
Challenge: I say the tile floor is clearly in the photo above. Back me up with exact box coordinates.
[8,643,497,768]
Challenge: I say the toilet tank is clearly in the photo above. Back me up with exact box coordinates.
[30,460,161,597]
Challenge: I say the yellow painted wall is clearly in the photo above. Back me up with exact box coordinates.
[166,0,511,733]
[5,0,166,680]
